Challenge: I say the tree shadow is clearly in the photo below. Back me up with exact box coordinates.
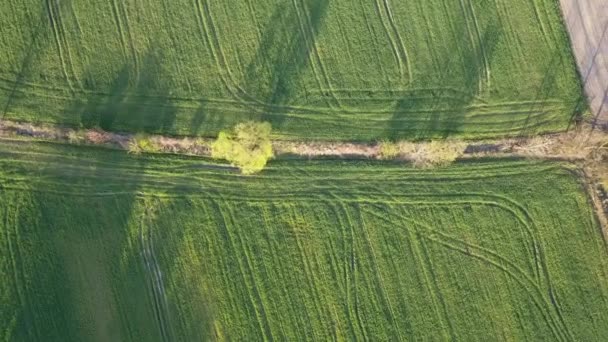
[1,3,53,119]
[238,0,329,127]
[388,16,502,140]
[64,45,178,134]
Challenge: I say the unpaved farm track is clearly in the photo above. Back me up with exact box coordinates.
[559,0,608,127]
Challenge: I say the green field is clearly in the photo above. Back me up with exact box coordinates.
[0,0,582,140]
[1,140,607,341]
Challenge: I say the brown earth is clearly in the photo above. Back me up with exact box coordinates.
[559,0,608,127]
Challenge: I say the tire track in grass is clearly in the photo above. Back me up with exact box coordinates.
[3,198,35,341]
[424,235,569,342]
[48,0,83,90]
[457,0,483,94]
[359,202,455,341]
[158,0,194,94]
[372,0,411,84]
[466,0,491,91]
[530,0,551,46]
[327,204,356,337]
[362,205,571,342]
[334,201,369,341]
[45,0,75,93]
[139,204,172,342]
[417,236,460,340]
[109,0,128,61]
[192,0,268,111]
[324,202,362,341]
[258,205,298,340]
[116,0,140,85]
[381,0,413,83]
[291,0,343,110]
[214,200,273,341]
[352,204,404,341]
[355,0,394,91]
[0,66,567,130]
[286,205,332,339]
[195,0,340,112]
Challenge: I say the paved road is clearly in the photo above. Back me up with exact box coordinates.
[559,0,608,127]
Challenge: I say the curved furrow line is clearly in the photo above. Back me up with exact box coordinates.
[3,200,35,341]
[530,0,551,47]
[334,201,370,341]
[456,0,483,94]
[215,201,273,341]
[159,0,194,94]
[194,0,292,112]
[353,0,395,93]
[197,0,345,113]
[109,0,129,64]
[139,208,172,342]
[474,192,575,340]
[355,187,542,281]
[353,205,405,341]
[9,199,42,340]
[372,0,406,82]
[361,207,569,342]
[416,237,460,341]
[380,0,413,84]
[288,0,335,109]
[0,71,570,126]
[244,0,264,42]
[49,0,83,90]
[424,234,569,342]
[115,0,140,85]
[0,163,563,198]
[466,0,491,91]
[45,0,75,93]
[539,0,562,47]
[324,201,366,341]
[292,0,344,110]
[365,204,452,341]
[492,0,526,63]
[285,206,332,339]
[189,0,243,106]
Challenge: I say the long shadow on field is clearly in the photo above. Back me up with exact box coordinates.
[64,46,178,134]
[387,12,502,139]
[1,3,54,119]
[239,0,329,126]
[0,139,173,340]
[520,44,578,136]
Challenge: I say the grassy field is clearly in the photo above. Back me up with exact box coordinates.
[0,140,607,341]
[0,0,582,140]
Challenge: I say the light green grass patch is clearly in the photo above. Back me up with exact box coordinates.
[0,141,607,341]
[0,0,582,140]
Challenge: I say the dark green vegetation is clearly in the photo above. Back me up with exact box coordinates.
[1,140,607,341]
[1,0,582,140]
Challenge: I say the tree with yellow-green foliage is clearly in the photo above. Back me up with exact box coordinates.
[211,121,273,174]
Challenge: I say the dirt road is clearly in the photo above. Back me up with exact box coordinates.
[559,0,608,127]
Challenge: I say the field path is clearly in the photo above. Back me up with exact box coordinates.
[559,0,608,126]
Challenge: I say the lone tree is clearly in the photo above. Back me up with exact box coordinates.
[211,121,273,174]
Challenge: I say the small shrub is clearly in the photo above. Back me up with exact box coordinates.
[411,140,466,168]
[377,140,400,159]
[128,134,160,154]
[67,131,85,144]
[211,121,273,174]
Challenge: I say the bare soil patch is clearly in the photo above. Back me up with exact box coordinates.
[559,0,608,127]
